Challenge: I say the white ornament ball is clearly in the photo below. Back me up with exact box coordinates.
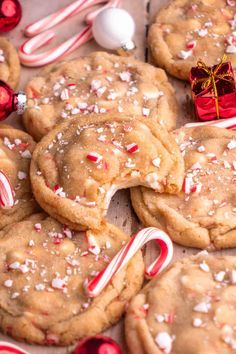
[92,8,135,50]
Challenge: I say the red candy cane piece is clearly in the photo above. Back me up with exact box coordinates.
[185,117,236,130]
[126,143,139,153]
[186,40,196,49]
[0,342,30,354]
[0,171,14,208]
[19,0,120,67]
[86,227,173,297]
[87,151,103,163]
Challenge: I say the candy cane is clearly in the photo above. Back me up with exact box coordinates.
[0,171,14,208]
[24,0,104,37]
[19,0,120,67]
[19,26,93,67]
[0,342,30,354]
[184,117,236,130]
[86,227,173,297]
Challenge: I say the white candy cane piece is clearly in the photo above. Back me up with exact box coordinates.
[184,117,236,130]
[0,171,14,208]
[0,342,30,354]
[86,227,173,297]
[20,0,120,67]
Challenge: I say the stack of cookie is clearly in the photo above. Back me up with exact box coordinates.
[0,0,235,351]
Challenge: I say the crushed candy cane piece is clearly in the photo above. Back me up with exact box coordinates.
[126,143,139,154]
[86,151,103,163]
[155,332,173,354]
[178,50,192,59]
[186,40,196,49]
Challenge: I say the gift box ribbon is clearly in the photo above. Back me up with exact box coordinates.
[191,55,235,119]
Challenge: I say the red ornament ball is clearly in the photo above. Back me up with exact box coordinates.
[0,0,22,32]
[0,80,16,120]
[74,336,123,354]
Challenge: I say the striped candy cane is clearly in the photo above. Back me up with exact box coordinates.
[19,0,120,67]
[19,26,93,67]
[0,171,14,208]
[86,227,173,297]
[184,117,236,130]
[0,342,30,354]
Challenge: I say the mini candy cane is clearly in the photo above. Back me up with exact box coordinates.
[0,342,30,354]
[184,117,236,130]
[19,0,120,67]
[0,171,14,208]
[86,227,173,297]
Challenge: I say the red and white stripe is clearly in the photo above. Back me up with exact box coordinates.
[86,227,173,297]
[86,151,103,163]
[0,342,30,354]
[184,117,236,130]
[19,0,120,67]
[126,143,139,153]
[0,171,14,208]
[24,0,103,37]
[19,26,92,67]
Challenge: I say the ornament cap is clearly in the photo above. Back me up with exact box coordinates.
[15,91,27,115]
[122,39,136,51]
[117,40,136,56]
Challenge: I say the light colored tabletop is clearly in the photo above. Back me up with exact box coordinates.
[2,0,235,353]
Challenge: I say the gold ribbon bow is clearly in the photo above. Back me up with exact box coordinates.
[193,55,233,119]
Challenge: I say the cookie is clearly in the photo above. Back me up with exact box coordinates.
[148,0,236,80]
[125,253,236,354]
[0,214,144,345]
[30,114,184,230]
[0,125,38,230]
[23,51,177,141]
[131,126,236,249]
[0,37,20,89]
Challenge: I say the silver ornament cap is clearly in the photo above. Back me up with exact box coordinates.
[16,92,27,115]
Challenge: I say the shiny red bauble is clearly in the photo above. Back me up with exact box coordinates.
[74,336,123,354]
[0,0,22,32]
[0,80,17,120]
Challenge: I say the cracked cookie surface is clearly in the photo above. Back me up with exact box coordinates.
[125,253,236,354]
[0,125,38,230]
[131,126,236,249]
[0,37,20,89]
[0,214,144,345]
[148,0,236,80]
[23,51,177,141]
[30,114,184,230]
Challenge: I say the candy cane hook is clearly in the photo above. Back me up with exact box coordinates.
[19,0,120,67]
[19,26,92,67]
[0,171,14,208]
[0,342,30,354]
[24,0,104,37]
[184,117,236,130]
[86,227,173,297]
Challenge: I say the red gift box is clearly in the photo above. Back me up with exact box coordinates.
[190,56,236,121]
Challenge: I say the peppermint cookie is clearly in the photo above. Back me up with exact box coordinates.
[148,0,236,80]
[0,125,38,230]
[23,51,177,141]
[30,114,184,230]
[125,253,236,354]
[131,126,236,249]
[0,37,20,88]
[0,214,144,345]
